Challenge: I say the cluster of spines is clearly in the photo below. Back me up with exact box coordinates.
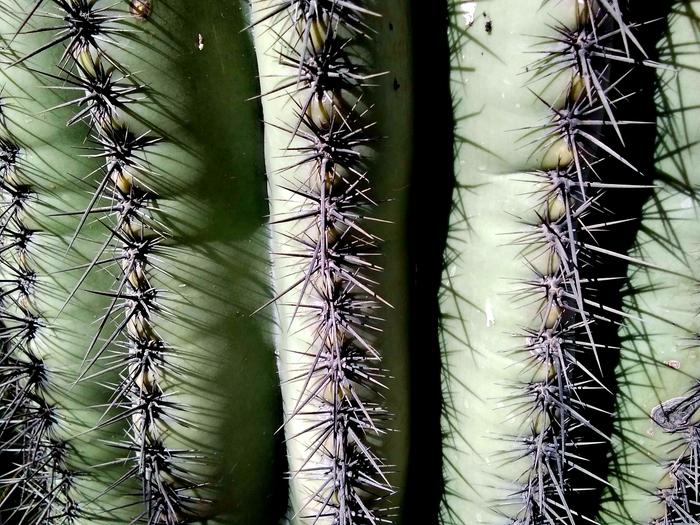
[251,1,394,523]
[645,7,700,518]
[504,165,608,524]
[649,385,700,524]
[9,1,203,523]
[0,119,80,521]
[502,2,661,523]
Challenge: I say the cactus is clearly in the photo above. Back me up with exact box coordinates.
[247,1,412,522]
[0,1,698,525]
[599,2,700,523]
[439,1,665,523]
[0,1,284,523]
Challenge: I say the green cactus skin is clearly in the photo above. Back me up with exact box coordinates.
[0,1,284,524]
[0,1,696,525]
[0,43,99,525]
[439,2,586,522]
[599,2,700,523]
[248,1,412,523]
[439,1,661,523]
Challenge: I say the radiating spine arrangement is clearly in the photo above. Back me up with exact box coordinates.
[5,1,199,522]
[439,1,660,523]
[512,2,661,522]
[249,1,399,523]
[599,2,700,523]
[0,116,79,522]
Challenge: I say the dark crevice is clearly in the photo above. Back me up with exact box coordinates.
[401,0,455,524]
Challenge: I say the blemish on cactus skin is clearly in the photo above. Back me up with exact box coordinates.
[666,360,681,369]
[460,2,478,27]
[485,299,495,327]
[129,0,152,20]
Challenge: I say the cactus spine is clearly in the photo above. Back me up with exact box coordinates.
[0,1,284,523]
[249,1,412,523]
[440,1,660,523]
[599,2,700,523]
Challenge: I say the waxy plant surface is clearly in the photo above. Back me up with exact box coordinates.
[0,1,698,525]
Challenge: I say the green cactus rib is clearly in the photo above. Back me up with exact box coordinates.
[9,3,201,520]
[439,1,660,523]
[249,0,412,523]
[0,102,80,523]
[598,2,700,523]
[0,25,121,524]
[0,1,284,524]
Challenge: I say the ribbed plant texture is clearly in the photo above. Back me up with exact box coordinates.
[249,1,411,523]
[0,1,283,524]
[0,1,698,525]
[599,2,700,523]
[439,1,667,524]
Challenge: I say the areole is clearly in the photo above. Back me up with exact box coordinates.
[0,1,697,525]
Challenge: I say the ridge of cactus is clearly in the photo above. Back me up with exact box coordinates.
[6,3,203,522]
[0,7,127,520]
[439,1,664,524]
[598,2,700,523]
[0,123,80,523]
[1,1,286,524]
[248,1,412,523]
